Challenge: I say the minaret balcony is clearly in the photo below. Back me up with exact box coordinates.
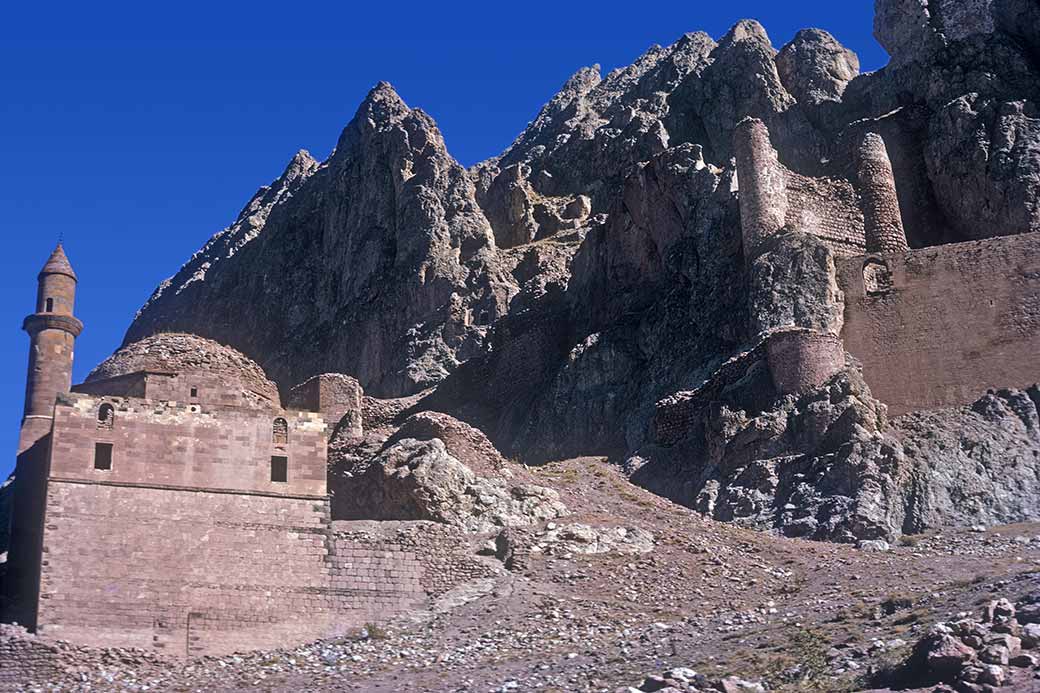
[23,312,84,338]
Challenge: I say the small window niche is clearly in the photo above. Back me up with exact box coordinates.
[272,417,289,445]
[270,456,288,483]
[94,443,113,471]
[189,387,199,399]
[97,403,115,430]
[45,298,54,313]
[863,260,894,296]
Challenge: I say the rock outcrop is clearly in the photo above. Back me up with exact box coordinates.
[632,355,1040,542]
[336,437,567,533]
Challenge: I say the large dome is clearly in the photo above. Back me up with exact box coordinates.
[87,333,281,406]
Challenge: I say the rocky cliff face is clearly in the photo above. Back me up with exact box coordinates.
[127,83,515,397]
[120,1,1040,540]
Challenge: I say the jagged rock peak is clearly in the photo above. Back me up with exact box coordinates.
[721,18,775,51]
[282,149,319,182]
[562,65,603,95]
[351,81,412,129]
[776,28,860,107]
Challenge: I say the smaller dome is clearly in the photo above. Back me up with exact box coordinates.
[88,333,280,407]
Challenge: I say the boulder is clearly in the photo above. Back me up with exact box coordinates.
[340,437,568,533]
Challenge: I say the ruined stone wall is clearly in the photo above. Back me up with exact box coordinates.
[330,521,497,599]
[857,133,910,254]
[784,172,867,256]
[49,394,327,497]
[653,344,768,446]
[0,625,70,691]
[837,232,1040,416]
[287,373,364,436]
[765,330,845,396]
[734,117,868,260]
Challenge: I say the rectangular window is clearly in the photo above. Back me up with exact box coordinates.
[45,298,54,313]
[190,387,198,398]
[270,456,287,483]
[94,442,113,471]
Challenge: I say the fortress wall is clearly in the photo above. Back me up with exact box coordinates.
[652,344,769,446]
[36,481,341,656]
[48,395,327,498]
[837,232,1040,416]
[784,172,867,257]
[733,118,788,257]
[857,133,910,254]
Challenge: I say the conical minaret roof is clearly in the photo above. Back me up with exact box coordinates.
[39,243,77,281]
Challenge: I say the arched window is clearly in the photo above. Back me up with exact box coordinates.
[97,403,115,430]
[45,298,54,313]
[863,260,894,296]
[273,417,289,445]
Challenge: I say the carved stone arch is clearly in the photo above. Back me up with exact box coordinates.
[97,403,115,430]
[273,417,289,445]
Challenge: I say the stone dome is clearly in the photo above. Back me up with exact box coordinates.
[87,333,281,406]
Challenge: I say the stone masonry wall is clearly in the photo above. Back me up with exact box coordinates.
[37,482,340,657]
[77,370,280,412]
[49,393,327,498]
[331,521,498,599]
[733,117,867,260]
[26,483,491,659]
[287,373,364,437]
[837,231,1040,416]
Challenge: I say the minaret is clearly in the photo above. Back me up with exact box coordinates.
[18,244,83,454]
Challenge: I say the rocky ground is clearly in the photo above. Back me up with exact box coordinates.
[19,457,1040,693]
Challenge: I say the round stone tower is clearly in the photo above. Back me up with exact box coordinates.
[857,132,910,254]
[19,244,83,453]
[733,117,789,262]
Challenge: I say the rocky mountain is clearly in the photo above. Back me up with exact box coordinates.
[121,0,1040,541]
[127,83,515,397]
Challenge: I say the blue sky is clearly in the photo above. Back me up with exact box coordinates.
[0,1,885,477]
